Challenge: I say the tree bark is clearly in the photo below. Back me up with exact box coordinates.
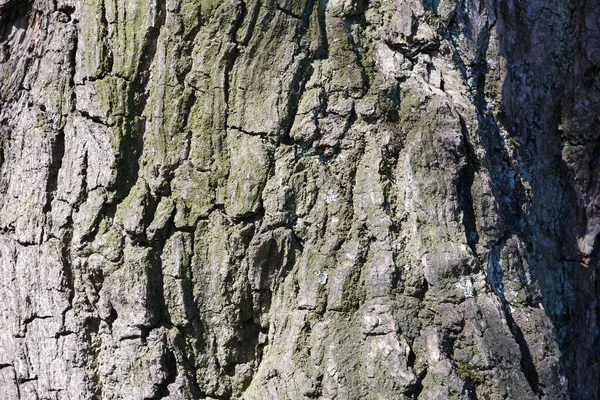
[0,0,598,398]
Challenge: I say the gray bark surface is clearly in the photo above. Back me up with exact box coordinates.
[0,0,598,398]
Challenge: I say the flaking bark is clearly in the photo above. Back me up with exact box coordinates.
[0,0,598,398]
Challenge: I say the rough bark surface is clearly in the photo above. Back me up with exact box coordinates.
[0,0,598,399]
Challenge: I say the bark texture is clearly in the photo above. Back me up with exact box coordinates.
[0,0,598,398]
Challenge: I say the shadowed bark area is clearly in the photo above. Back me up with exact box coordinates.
[0,0,598,399]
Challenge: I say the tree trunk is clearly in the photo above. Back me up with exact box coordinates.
[0,0,598,398]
